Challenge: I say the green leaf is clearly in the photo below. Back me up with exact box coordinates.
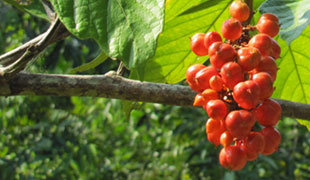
[142,0,232,83]
[50,0,165,78]
[259,0,310,45]
[71,51,108,73]
[4,0,49,20]
[272,27,310,126]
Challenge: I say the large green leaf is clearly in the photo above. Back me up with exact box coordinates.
[142,0,232,83]
[259,0,310,45]
[50,0,165,78]
[272,27,310,125]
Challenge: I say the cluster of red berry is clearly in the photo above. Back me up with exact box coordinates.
[186,1,282,170]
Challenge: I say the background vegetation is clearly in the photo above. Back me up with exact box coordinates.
[0,0,310,179]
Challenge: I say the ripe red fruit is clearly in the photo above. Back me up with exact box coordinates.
[195,66,219,90]
[206,119,226,146]
[237,47,261,71]
[233,80,261,109]
[193,93,206,106]
[261,127,281,155]
[259,13,279,23]
[252,72,274,100]
[254,98,282,127]
[191,33,209,56]
[206,118,221,134]
[221,18,243,41]
[219,145,247,170]
[203,31,222,52]
[206,99,228,120]
[229,0,250,22]
[201,89,219,102]
[248,34,274,57]
[251,56,277,82]
[244,132,266,154]
[225,110,256,138]
[209,75,224,92]
[220,62,244,89]
[208,42,236,69]
[186,64,206,92]
[256,18,280,37]
[220,131,234,147]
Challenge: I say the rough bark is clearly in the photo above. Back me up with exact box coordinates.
[1,72,309,120]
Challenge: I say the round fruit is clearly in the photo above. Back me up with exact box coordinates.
[237,47,261,71]
[229,0,250,22]
[261,127,281,155]
[204,31,222,53]
[256,18,280,37]
[239,142,259,161]
[193,93,206,106]
[258,13,279,23]
[191,33,209,56]
[206,119,226,146]
[233,80,261,109]
[206,99,228,120]
[206,118,221,134]
[251,56,277,82]
[201,88,219,102]
[219,145,247,170]
[220,131,234,147]
[248,34,274,57]
[254,98,282,127]
[244,132,266,154]
[220,62,244,89]
[209,75,224,92]
[186,64,206,92]
[195,66,219,90]
[252,72,274,100]
[225,110,256,138]
[209,42,236,69]
[221,18,243,41]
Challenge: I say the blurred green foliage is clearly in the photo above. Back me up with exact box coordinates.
[0,1,310,180]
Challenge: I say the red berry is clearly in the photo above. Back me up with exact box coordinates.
[191,33,209,56]
[220,62,244,89]
[237,47,261,71]
[225,110,256,138]
[256,18,280,37]
[261,127,281,155]
[206,119,226,146]
[248,34,274,57]
[220,131,234,147]
[219,145,247,170]
[203,31,222,53]
[209,75,224,92]
[229,0,250,22]
[239,142,259,161]
[251,56,277,82]
[252,72,274,100]
[186,64,206,91]
[193,93,206,106]
[209,42,236,69]
[206,118,221,134]
[254,98,282,127]
[206,99,228,120]
[195,66,219,90]
[244,132,266,154]
[201,89,219,102]
[258,13,279,23]
[233,80,261,109]
[221,18,243,41]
